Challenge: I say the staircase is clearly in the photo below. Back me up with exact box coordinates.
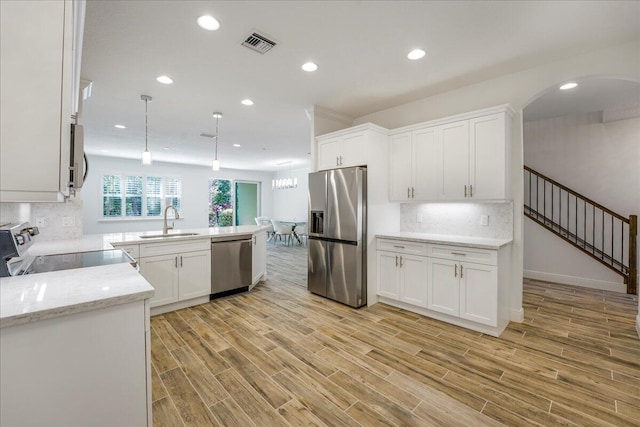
[524,166,637,294]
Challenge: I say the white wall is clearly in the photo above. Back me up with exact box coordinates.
[523,111,639,292]
[271,167,309,222]
[353,39,640,322]
[83,155,274,234]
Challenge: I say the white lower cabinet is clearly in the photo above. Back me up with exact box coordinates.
[138,241,211,309]
[251,230,267,287]
[377,237,509,336]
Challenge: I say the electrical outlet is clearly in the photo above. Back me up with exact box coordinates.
[35,217,48,228]
[416,213,422,223]
[62,216,75,227]
[480,215,489,226]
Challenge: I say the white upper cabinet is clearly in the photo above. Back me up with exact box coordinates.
[388,105,512,202]
[0,0,85,202]
[316,124,387,171]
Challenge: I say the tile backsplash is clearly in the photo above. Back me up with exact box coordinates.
[0,198,83,241]
[400,201,513,239]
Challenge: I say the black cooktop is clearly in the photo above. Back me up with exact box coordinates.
[21,249,135,275]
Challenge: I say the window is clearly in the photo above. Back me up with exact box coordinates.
[102,174,181,219]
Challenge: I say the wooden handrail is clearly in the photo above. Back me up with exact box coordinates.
[524,166,629,223]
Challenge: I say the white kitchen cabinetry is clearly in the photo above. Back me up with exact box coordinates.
[388,106,512,202]
[1,300,151,426]
[0,0,85,202]
[316,124,387,171]
[389,127,439,201]
[376,239,428,307]
[111,243,140,260]
[251,230,267,287]
[376,237,510,336]
[138,240,210,310]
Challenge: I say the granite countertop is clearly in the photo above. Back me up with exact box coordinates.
[376,232,512,250]
[0,225,268,328]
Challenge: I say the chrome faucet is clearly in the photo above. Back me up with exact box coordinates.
[163,205,180,234]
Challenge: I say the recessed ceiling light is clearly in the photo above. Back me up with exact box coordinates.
[156,75,173,84]
[407,49,426,60]
[197,15,220,31]
[162,147,170,150]
[100,149,109,153]
[233,144,241,147]
[114,124,126,129]
[241,99,254,106]
[559,82,578,90]
[301,62,318,72]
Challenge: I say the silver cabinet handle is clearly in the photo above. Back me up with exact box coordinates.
[399,256,403,267]
[451,252,466,256]
[175,256,178,268]
[454,264,457,277]
[470,185,473,197]
[336,156,339,166]
[180,256,183,267]
[411,187,415,198]
[393,245,405,249]
[340,156,343,166]
[395,255,398,267]
[460,264,463,278]
[464,185,467,198]
[407,187,410,198]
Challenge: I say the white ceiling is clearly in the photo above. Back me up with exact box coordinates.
[81,1,640,171]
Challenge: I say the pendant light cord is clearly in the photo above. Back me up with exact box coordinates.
[145,99,149,152]
[214,116,219,160]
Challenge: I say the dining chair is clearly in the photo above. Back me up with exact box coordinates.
[294,223,308,245]
[255,217,275,241]
[270,220,293,246]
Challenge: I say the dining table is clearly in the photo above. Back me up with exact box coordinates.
[279,220,307,245]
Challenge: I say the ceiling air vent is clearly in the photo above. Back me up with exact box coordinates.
[242,31,277,54]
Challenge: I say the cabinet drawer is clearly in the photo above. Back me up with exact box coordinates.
[429,244,496,265]
[111,243,139,260]
[377,239,428,256]
[140,239,210,258]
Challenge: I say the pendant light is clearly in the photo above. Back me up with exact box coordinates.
[140,95,153,165]
[212,112,222,171]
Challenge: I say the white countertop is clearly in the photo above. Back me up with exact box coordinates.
[1,225,267,328]
[376,232,512,249]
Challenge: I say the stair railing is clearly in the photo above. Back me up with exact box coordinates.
[524,166,637,294]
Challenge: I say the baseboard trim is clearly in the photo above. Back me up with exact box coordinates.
[524,270,626,293]
[510,307,524,323]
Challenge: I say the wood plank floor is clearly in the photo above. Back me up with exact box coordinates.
[151,244,640,426]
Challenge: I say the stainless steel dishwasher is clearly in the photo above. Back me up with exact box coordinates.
[211,235,253,295]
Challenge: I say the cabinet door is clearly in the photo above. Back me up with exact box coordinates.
[139,255,179,307]
[389,132,413,201]
[377,251,400,300]
[469,113,506,200]
[427,258,459,316]
[459,262,498,326]
[399,254,428,308]
[251,232,267,287]
[412,126,440,200]
[439,120,469,200]
[317,137,341,170]
[178,250,211,300]
[341,132,366,167]
[0,0,67,197]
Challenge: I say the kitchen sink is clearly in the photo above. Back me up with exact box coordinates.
[138,233,200,239]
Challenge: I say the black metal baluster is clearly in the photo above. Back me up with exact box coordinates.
[536,176,539,220]
[601,210,605,260]
[551,184,554,227]
[544,180,546,223]
[583,199,586,245]
[621,220,624,269]
[592,205,595,255]
[611,215,614,266]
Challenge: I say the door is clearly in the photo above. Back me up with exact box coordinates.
[327,241,364,307]
[139,254,179,307]
[318,137,341,170]
[235,181,259,225]
[341,132,366,167]
[427,258,459,316]
[308,238,328,296]
[308,171,327,237]
[439,120,469,200]
[377,251,400,299]
[389,132,412,201]
[459,262,498,326]
[399,254,428,307]
[326,167,363,242]
[413,126,440,200]
[178,250,211,300]
[469,113,506,200]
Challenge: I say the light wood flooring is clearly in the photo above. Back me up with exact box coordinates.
[151,244,640,426]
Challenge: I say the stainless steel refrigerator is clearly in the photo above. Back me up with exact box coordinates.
[308,167,366,308]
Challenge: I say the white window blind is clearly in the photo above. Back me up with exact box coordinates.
[102,174,182,219]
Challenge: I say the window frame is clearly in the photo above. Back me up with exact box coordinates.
[101,173,182,219]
